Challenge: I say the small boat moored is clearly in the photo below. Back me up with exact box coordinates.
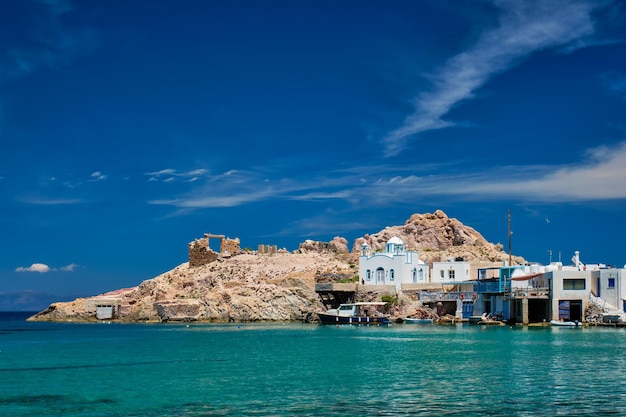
[404,317,434,324]
[550,319,582,327]
[471,313,505,326]
[317,302,391,325]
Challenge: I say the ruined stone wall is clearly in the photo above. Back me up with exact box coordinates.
[258,244,278,255]
[299,240,330,252]
[188,238,219,267]
[221,237,240,255]
[188,234,241,267]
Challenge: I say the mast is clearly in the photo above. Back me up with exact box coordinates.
[507,210,512,266]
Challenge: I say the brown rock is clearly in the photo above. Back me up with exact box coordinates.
[29,210,524,323]
[352,210,522,265]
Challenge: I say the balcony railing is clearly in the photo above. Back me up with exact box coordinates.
[419,287,550,302]
[509,287,550,298]
[419,292,476,302]
[474,281,503,293]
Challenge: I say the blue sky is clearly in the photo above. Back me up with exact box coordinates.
[2,0,626,299]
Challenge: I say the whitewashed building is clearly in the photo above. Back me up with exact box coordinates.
[431,258,472,284]
[359,237,429,290]
[596,268,625,314]
[549,268,596,322]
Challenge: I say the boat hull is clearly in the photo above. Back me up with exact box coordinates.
[550,320,581,327]
[317,313,391,325]
[404,318,434,324]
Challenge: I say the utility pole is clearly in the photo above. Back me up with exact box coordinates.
[507,210,512,266]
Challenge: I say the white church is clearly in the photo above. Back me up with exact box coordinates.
[358,237,430,290]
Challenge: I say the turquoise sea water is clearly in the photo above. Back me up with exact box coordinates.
[2,312,626,416]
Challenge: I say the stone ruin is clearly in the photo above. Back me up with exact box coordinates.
[258,244,278,255]
[188,233,241,267]
[298,237,349,253]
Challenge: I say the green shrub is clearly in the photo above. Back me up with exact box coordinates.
[381,294,398,306]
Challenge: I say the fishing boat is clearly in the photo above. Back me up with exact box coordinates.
[550,319,582,327]
[404,317,434,324]
[317,302,391,325]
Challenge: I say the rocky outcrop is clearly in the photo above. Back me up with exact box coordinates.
[352,210,523,265]
[28,252,355,323]
[297,236,349,253]
[28,210,524,323]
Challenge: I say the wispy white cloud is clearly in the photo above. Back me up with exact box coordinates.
[15,263,51,273]
[289,191,353,201]
[146,168,177,177]
[148,167,360,209]
[382,0,604,156]
[89,171,107,181]
[59,263,79,271]
[363,141,626,204]
[18,196,83,205]
[15,262,79,273]
[145,168,209,182]
[16,171,113,204]
[452,141,626,201]
[148,141,626,211]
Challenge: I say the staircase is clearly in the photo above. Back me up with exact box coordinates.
[588,293,626,322]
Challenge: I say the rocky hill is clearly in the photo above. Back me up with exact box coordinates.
[28,210,523,323]
[353,210,523,265]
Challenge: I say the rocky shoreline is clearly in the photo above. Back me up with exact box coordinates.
[28,210,521,323]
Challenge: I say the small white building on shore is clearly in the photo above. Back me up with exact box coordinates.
[431,258,471,285]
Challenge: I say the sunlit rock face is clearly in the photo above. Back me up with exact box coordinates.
[28,211,523,323]
[353,210,522,265]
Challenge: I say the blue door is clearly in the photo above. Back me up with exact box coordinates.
[462,301,474,318]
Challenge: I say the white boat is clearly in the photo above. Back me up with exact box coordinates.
[404,317,434,324]
[550,319,581,327]
[470,313,505,325]
[317,302,391,325]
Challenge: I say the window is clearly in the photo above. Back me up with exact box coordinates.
[563,279,585,290]
[608,278,615,288]
[440,270,444,278]
[366,270,371,281]
[448,269,455,280]
[389,269,395,281]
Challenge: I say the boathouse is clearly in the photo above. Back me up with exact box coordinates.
[84,297,122,320]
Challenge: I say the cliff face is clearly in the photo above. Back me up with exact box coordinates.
[28,251,357,323]
[28,210,523,323]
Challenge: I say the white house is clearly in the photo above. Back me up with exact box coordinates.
[358,237,429,291]
[541,251,626,322]
[431,258,472,284]
[596,267,625,317]
[549,268,596,322]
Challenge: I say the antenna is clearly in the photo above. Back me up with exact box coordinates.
[507,210,512,266]
[547,249,552,264]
